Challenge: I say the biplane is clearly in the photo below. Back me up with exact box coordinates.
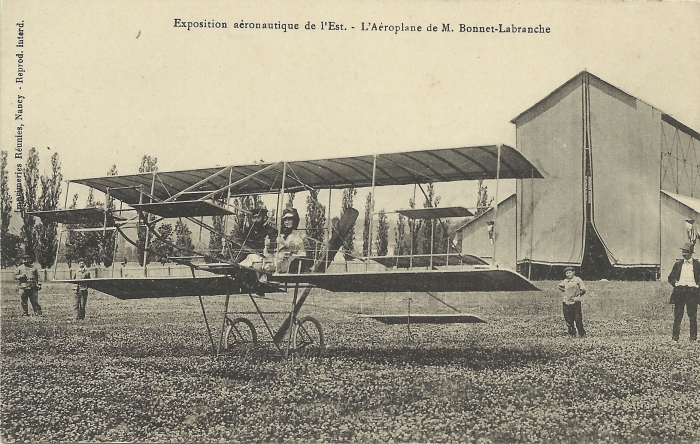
[31,144,543,358]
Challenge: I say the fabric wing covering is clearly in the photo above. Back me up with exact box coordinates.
[27,208,125,225]
[397,206,474,219]
[130,200,233,218]
[274,268,540,292]
[69,145,542,205]
[57,277,274,300]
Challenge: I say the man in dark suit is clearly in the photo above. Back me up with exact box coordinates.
[667,242,699,342]
[246,207,277,251]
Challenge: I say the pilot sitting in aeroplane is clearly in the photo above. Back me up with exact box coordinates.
[246,207,278,251]
[240,207,306,275]
[275,208,306,273]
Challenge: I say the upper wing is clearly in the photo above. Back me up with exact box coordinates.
[69,145,543,206]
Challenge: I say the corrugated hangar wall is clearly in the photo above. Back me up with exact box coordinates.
[510,71,700,279]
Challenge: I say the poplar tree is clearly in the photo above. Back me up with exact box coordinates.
[209,215,224,256]
[475,180,493,217]
[64,194,80,267]
[208,193,228,257]
[229,195,262,249]
[341,187,357,259]
[394,213,407,256]
[1,151,21,267]
[151,223,174,264]
[175,220,194,252]
[101,165,118,267]
[82,190,103,266]
[306,189,326,260]
[137,156,158,266]
[408,196,422,254]
[421,183,442,255]
[35,152,62,268]
[20,148,40,261]
[375,209,389,256]
[139,155,158,174]
[64,190,103,267]
[362,192,372,256]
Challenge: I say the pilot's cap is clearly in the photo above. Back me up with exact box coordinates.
[281,208,300,229]
[251,207,268,217]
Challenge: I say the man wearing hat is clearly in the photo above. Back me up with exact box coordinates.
[13,254,42,316]
[245,207,278,252]
[73,260,91,320]
[667,242,699,342]
[558,266,586,337]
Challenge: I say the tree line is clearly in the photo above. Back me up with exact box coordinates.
[2,148,62,268]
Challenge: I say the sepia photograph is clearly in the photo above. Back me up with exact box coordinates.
[1,1,699,442]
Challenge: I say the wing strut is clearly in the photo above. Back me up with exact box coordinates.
[193,262,217,358]
[216,278,232,358]
[274,284,311,345]
[199,294,216,359]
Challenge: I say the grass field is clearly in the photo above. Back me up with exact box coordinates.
[1,279,699,443]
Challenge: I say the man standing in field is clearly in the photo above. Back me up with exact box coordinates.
[667,242,699,342]
[74,260,91,320]
[558,266,586,337]
[14,254,42,316]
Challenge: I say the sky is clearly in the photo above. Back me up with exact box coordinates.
[2,0,700,224]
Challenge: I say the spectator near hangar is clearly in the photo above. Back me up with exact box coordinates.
[459,71,700,280]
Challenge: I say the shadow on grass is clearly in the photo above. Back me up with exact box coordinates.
[324,344,553,369]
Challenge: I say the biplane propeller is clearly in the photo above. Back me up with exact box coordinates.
[30,145,543,357]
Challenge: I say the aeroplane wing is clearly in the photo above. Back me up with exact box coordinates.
[57,276,281,300]
[27,208,126,225]
[273,267,540,292]
[68,145,543,205]
[131,200,233,218]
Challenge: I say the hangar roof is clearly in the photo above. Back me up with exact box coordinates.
[511,70,700,141]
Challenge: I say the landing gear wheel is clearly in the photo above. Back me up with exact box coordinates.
[222,317,258,352]
[292,316,325,358]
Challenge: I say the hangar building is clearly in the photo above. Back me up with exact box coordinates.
[459,71,700,280]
